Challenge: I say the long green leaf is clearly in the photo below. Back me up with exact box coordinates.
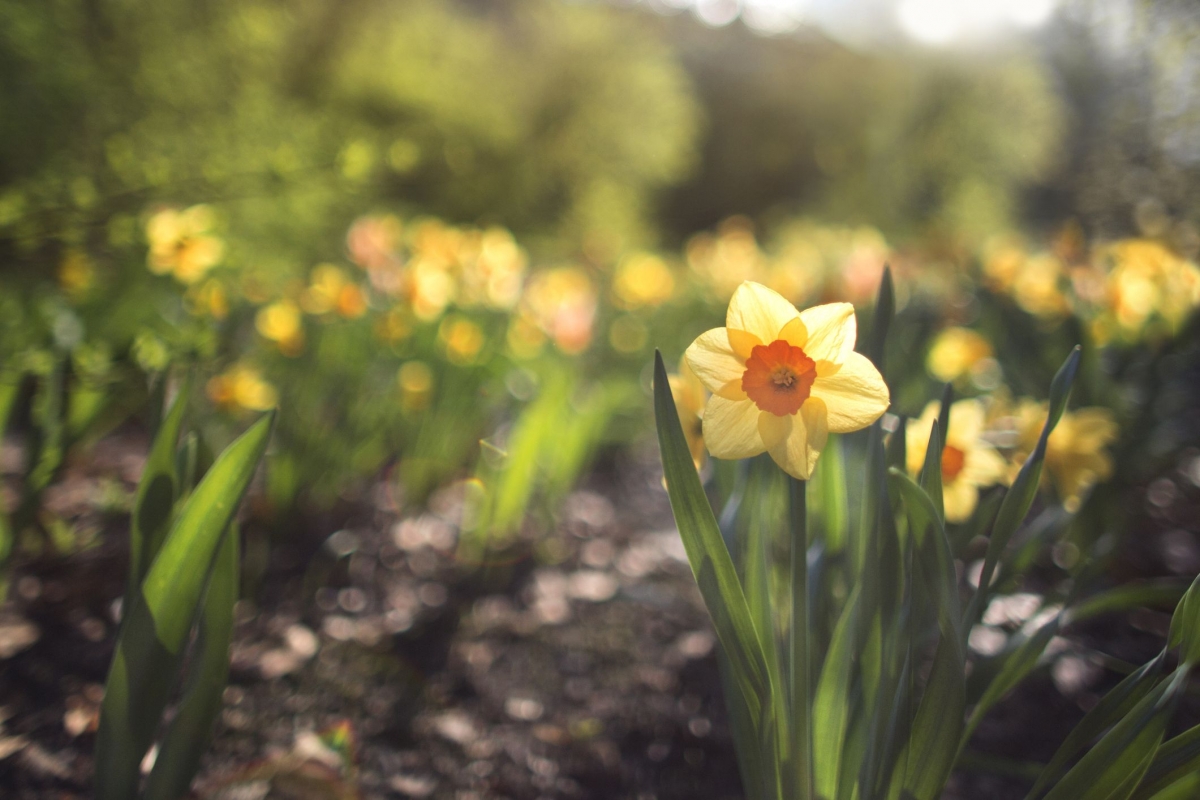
[0,369,21,566]
[1039,667,1187,800]
[143,526,239,800]
[95,413,272,800]
[866,265,895,375]
[967,346,1081,629]
[1167,573,1200,666]
[653,352,769,726]
[1134,724,1200,799]
[130,384,189,593]
[1030,652,1168,797]
[813,588,860,799]
[887,472,965,800]
[965,612,1060,740]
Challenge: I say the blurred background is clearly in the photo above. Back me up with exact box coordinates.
[2,0,1200,796]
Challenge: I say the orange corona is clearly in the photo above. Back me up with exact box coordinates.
[741,339,817,417]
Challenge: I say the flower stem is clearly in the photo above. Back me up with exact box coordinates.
[789,475,813,800]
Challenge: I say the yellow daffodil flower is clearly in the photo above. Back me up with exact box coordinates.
[926,327,995,385]
[207,364,278,412]
[906,399,1007,523]
[668,359,708,470]
[683,282,889,480]
[1012,400,1117,511]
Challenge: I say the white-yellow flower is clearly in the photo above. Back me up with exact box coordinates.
[906,399,1007,523]
[683,282,889,480]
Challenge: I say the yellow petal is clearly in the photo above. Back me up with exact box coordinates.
[962,445,1007,486]
[764,398,828,480]
[811,352,890,434]
[726,282,799,345]
[758,411,791,450]
[686,328,748,400]
[703,396,766,460]
[727,328,761,362]
[778,317,807,349]
[798,302,855,365]
[943,479,979,523]
[946,399,985,447]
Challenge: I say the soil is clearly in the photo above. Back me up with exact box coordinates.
[1,434,1199,799]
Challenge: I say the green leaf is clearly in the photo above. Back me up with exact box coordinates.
[1030,652,1168,797]
[1143,772,1200,800]
[95,413,272,800]
[813,435,848,554]
[143,527,239,800]
[966,346,1081,630]
[1039,667,1186,800]
[814,588,860,799]
[653,352,770,727]
[0,369,20,566]
[1167,573,1200,665]
[886,472,966,800]
[1067,580,1191,626]
[141,413,272,653]
[129,385,189,593]
[1134,723,1200,800]
[866,265,895,375]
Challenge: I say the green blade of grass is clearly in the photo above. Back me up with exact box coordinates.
[653,351,769,729]
[143,526,239,800]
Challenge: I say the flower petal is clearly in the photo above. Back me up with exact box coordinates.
[702,396,766,460]
[778,317,807,349]
[943,479,979,524]
[811,352,890,433]
[727,282,800,345]
[727,328,761,362]
[758,411,791,450]
[766,397,829,480]
[798,302,856,366]
[946,399,985,447]
[962,445,1007,486]
[685,328,748,400]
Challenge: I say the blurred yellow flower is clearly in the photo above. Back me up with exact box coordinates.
[685,217,765,298]
[927,328,994,384]
[439,316,486,365]
[255,299,304,355]
[185,278,229,320]
[520,267,598,355]
[612,253,675,309]
[1012,254,1070,318]
[981,235,1027,293]
[668,358,707,470]
[346,214,404,293]
[1104,239,1200,337]
[459,227,527,310]
[684,282,889,480]
[397,360,434,411]
[409,259,456,322]
[303,264,368,319]
[374,306,413,345]
[146,205,224,284]
[207,364,278,412]
[906,399,1007,523]
[59,250,96,297]
[1012,400,1117,511]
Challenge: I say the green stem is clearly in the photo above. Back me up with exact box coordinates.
[789,476,812,800]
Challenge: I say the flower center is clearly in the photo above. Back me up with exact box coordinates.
[742,339,817,416]
[941,445,966,482]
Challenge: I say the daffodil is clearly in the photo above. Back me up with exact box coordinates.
[1012,400,1117,511]
[926,328,993,384]
[683,282,889,480]
[668,359,707,470]
[906,399,1007,523]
